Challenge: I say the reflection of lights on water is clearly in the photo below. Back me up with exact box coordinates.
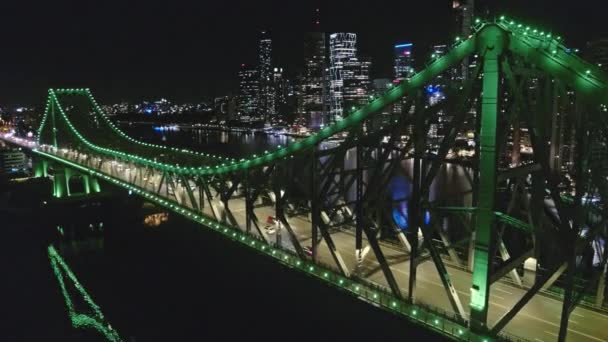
[153,125,179,132]
[144,212,169,227]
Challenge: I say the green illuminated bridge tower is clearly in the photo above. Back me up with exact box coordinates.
[6,17,608,342]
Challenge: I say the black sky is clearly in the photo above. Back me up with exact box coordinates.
[0,0,606,105]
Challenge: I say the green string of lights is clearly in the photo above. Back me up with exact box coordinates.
[36,96,53,145]
[48,245,123,342]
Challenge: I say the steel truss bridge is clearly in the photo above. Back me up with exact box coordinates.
[4,17,608,342]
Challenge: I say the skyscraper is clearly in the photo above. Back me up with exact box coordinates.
[342,57,372,114]
[429,44,449,143]
[329,33,357,122]
[301,33,327,128]
[392,42,414,114]
[272,67,288,124]
[258,30,274,122]
[237,64,259,121]
[452,0,474,81]
[393,43,415,82]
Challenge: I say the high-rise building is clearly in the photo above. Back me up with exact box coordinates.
[431,44,449,82]
[429,44,449,138]
[452,0,474,81]
[299,8,328,128]
[371,78,393,127]
[0,146,26,175]
[394,43,415,82]
[214,96,237,121]
[392,42,415,114]
[272,67,288,124]
[342,57,372,114]
[258,30,274,122]
[301,31,327,128]
[372,78,392,96]
[237,64,259,120]
[329,33,357,122]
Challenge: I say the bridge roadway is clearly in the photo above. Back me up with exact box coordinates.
[227,205,608,342]
[8,137,608,342]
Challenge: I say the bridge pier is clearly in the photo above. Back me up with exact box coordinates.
[82,174,101,194]
[53,166,69,198]
[50,163,101,198]
[33,157,48,178]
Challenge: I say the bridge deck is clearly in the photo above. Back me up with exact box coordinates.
[27,142,608,342]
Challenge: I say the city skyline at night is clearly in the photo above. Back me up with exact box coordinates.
[1,1,607,105]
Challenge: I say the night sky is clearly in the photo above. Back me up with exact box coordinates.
[0,0,606,105]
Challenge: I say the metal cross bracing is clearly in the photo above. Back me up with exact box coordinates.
[14,16,608,342]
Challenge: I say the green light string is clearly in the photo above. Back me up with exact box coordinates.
[48,245,123,342]
[36,97,53,145]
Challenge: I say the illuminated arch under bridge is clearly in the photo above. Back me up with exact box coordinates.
[7,16,608,342]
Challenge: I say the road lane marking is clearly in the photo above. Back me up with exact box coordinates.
[484,301,607,341]
[544,331,558,337]
[314,231,608,337]
[534,338,545,342]
[492,286,514,295]
[568,329,607,341]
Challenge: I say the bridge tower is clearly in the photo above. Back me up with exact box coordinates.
[469,24,508,333]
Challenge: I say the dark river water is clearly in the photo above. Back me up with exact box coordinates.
[124,123,298,158]
[19,124,461,341]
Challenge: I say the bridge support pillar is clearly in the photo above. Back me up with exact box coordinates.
[78,173,102,195]
[470,26,506,333]
[82,174,101,194]
[83,174,91,194]
[90,176,101,193]
[33,157,48,178]
[53,167,69,198]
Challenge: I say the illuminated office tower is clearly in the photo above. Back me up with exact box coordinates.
[258,30,274,122]
[392,42,414,114]
[342,57,371,115]
[272,67,288,124]
[301,11,327,128]
[393,43,414,82]
[329,32,357,122]
[237,64,259,121]
[452,0,474,81]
